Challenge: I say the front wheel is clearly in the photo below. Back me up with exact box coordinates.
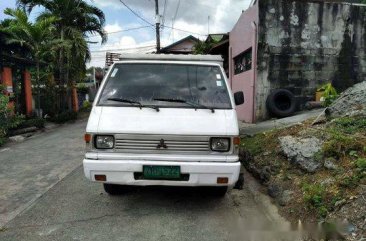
[103,183,130,195]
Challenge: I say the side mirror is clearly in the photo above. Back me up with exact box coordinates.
[234,91,245,106]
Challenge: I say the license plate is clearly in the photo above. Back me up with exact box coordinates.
[143,165,181,180]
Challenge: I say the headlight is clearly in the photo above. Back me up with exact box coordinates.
[210,138,230,152]
[95,135,114,149]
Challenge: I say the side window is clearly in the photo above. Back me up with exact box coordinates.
[234,48,252,75]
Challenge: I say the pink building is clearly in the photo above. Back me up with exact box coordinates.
[229,2,258,123]
[229,0,366,123]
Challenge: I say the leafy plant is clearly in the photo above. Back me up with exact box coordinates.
[77,84,89,94]
[3,8,58,116]
[349,150,358,158]
[333,117,366,135]
[241,133,265,155]
[0,88,12,145]
[10,118,45,130]
[340,174,362,188]
[318,83,338,106]
[80,100,91,112]
[356,158,366,170]
[193,40,213,55]
[302,183,328,217]
[18,0,107,111]
[0,86,25,145]
[322,130,364,158]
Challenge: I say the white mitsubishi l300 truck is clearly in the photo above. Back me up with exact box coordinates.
[83,54,245,196]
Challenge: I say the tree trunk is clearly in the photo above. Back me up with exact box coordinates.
[36,60,42,118]
[65,56,72,111]
[59,27,65,112]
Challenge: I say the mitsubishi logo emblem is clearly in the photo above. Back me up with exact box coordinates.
[157,139,168,149]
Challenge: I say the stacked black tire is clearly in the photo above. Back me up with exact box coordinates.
[266,89,297,118]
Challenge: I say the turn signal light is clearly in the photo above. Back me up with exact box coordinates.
[233,137,240,145]
[95,175,106,181]
[84,134,91,143]
[217,177,229,184]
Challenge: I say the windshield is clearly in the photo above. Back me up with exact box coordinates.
[98,63,232,109]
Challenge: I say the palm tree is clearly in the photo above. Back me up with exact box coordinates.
[17,0,107,110]
[17,0,106,75]
[18,0,106,41]
[2,8,58,116]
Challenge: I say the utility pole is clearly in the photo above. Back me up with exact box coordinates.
[208,15,210,35]
[155,0,161,53]
[93,67,96,88]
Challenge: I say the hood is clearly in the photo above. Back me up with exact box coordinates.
[86,106,239,136]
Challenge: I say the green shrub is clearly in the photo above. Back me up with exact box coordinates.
[303,183,325,207]
[50,111,78,124]
[340,174,362,188]
[318,83,338,107]
[322,130,364,158]
[0,86,24,145]
[302,183,329,217]
[8,114,25,129]
[356,158,366,170]
[11,118,45,130]
[77,84,89,94]
[333,117,366,134]
[241,134,265,155]
[80,100,92,112]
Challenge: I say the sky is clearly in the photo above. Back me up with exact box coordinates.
[0,0,251,67]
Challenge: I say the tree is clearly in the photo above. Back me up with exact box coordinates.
[2,8,58,116]
[193,40,213,55]
[17,0,107,110]
[17,0,106,77]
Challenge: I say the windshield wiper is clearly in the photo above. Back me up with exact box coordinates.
[107,98,159,112]
[153,98,215,113]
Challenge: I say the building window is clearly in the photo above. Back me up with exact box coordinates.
[234,48,252,75]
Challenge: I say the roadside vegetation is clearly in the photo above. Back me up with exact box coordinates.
[0,0,105,146]
[241,114,366,237]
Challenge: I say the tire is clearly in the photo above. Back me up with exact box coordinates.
[234,173,244,190]
[266,89,297,118]
[103,183,130,195]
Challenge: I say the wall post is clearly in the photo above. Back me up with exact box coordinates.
[1,67,14,113]
[23,70,33,116]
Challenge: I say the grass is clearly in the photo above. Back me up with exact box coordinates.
[301,182,337,218]
[241,133,265,155]
[332,117,366,135]
[322,129,364,158]
[241,115,366,221]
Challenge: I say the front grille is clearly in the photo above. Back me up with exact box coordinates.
[114,134,210,153]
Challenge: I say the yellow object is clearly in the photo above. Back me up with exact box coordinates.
[316,91,324,101]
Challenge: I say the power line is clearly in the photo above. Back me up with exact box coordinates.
[170,0,180,41]
[162,25,207,36]
[89,26,152,37]
[172,0,181,24]
[162,0,168,27]
[90,45,157,53]
[118,0,154,27]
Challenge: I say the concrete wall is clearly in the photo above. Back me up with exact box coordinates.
[256,0,366,120]
[229,2,259,123]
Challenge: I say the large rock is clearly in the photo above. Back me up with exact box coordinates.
[324,158,338,170]
[278,190,294,206]
[326,81,366,118]
[279,136,323,172]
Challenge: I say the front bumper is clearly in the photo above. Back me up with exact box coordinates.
[83,159,241,187]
